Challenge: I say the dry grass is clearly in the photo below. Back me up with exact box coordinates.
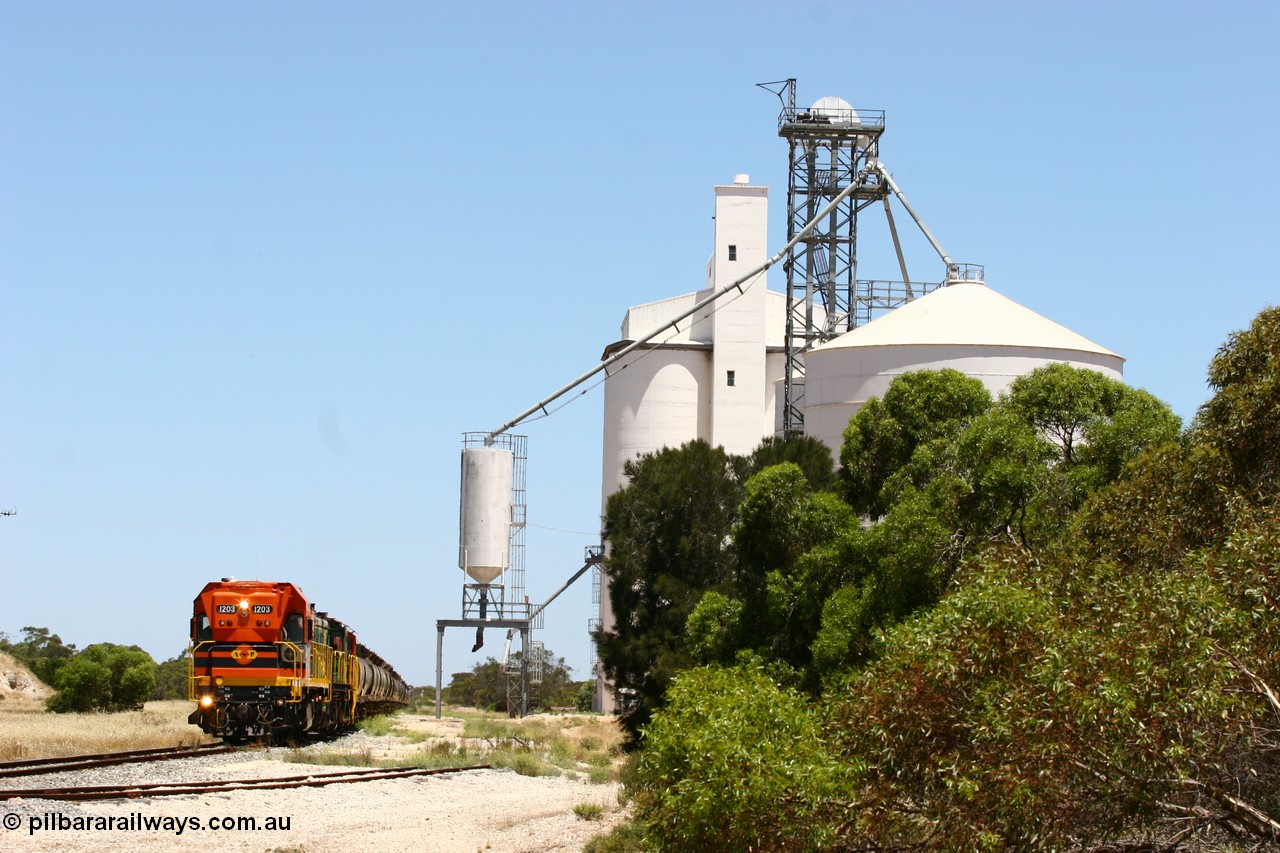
[287,707,628,783]
[0,698,213,761]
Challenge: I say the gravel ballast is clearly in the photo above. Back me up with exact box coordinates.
[1,729,627,852]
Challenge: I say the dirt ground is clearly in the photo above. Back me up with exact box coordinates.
[1,712,630,853]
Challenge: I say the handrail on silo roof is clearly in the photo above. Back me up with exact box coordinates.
[777,106,885,133]
[947,263,985,283]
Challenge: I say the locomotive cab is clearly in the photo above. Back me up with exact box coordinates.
[189,580,325,741]
[282,611,304,643]
[187,578,408,743]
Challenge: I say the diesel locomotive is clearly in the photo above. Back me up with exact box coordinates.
[188,578,410,742]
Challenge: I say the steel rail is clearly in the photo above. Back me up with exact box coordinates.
[0,744,240,779]
[0,763,491,802]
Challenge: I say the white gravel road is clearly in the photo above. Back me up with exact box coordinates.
[1,729,627,852]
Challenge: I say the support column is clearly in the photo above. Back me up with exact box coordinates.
[520,625,530,717]
[435,622,444,719]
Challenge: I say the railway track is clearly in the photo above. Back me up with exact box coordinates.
[0,763,491,802]
[0,744,241,779]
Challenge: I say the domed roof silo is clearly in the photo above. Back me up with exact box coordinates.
[801,278,1125,456]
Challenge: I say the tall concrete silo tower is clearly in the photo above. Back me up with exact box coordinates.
[595,175,786,712]
[599,175,784,498]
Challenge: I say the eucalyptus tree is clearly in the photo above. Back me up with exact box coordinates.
[595,440,743,741]
[839,368,992,517]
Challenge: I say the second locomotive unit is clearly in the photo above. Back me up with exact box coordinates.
[188,578,409,741]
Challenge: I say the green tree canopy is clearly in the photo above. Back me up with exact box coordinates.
[1194,304,1280,499]
[731,464,857,677]
[0,626,77,686]
[46,643,156,713]
[628,306,1280,850]
[732,463,853,622]
[840,368,993,517]
[605,367,1183,722]
[151,650,190,701]
[635,662,850,851]
[743,433,837,491]
[823,548,1259,850]
[1075,306,1280,574]
[878,365,1181,553]
[1006,362,1182,494]
[684,590,744,667]
[443,649,579,712]
[595,440,743,741]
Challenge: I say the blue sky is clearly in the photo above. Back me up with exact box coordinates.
[3,1,1277,688]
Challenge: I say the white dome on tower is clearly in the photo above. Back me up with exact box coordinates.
[810,96,857,125]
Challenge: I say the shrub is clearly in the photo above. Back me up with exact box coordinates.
[634,663,851,850]
[826,548,1260,850]
[358,714,398,737]
[573,802,605,821]
[46,644,155,713]
[583,821,646,853]
[489,747,557,777]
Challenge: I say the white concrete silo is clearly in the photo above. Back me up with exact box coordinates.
[596,176,787,712]
[458,446,513,585]
[599,175,781,499]
[800,277,1125,456]
[601,346,709,499]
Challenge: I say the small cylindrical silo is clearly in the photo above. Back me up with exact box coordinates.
[458,446,513,584]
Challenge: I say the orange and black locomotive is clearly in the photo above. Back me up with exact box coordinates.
[188,578,409,742]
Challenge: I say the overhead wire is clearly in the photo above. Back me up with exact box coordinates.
[509,268,769,425]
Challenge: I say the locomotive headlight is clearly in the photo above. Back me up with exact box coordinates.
[199,696,214,708]
[239,598,250,616]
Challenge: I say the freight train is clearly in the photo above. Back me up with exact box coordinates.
[187,579,410,742]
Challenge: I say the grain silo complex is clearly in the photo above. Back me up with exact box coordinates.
[590,83,1125,712]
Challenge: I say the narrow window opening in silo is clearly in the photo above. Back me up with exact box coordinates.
[728,245,737,261]
[727,370,736,387]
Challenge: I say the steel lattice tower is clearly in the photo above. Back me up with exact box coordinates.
[763,79,933,435]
